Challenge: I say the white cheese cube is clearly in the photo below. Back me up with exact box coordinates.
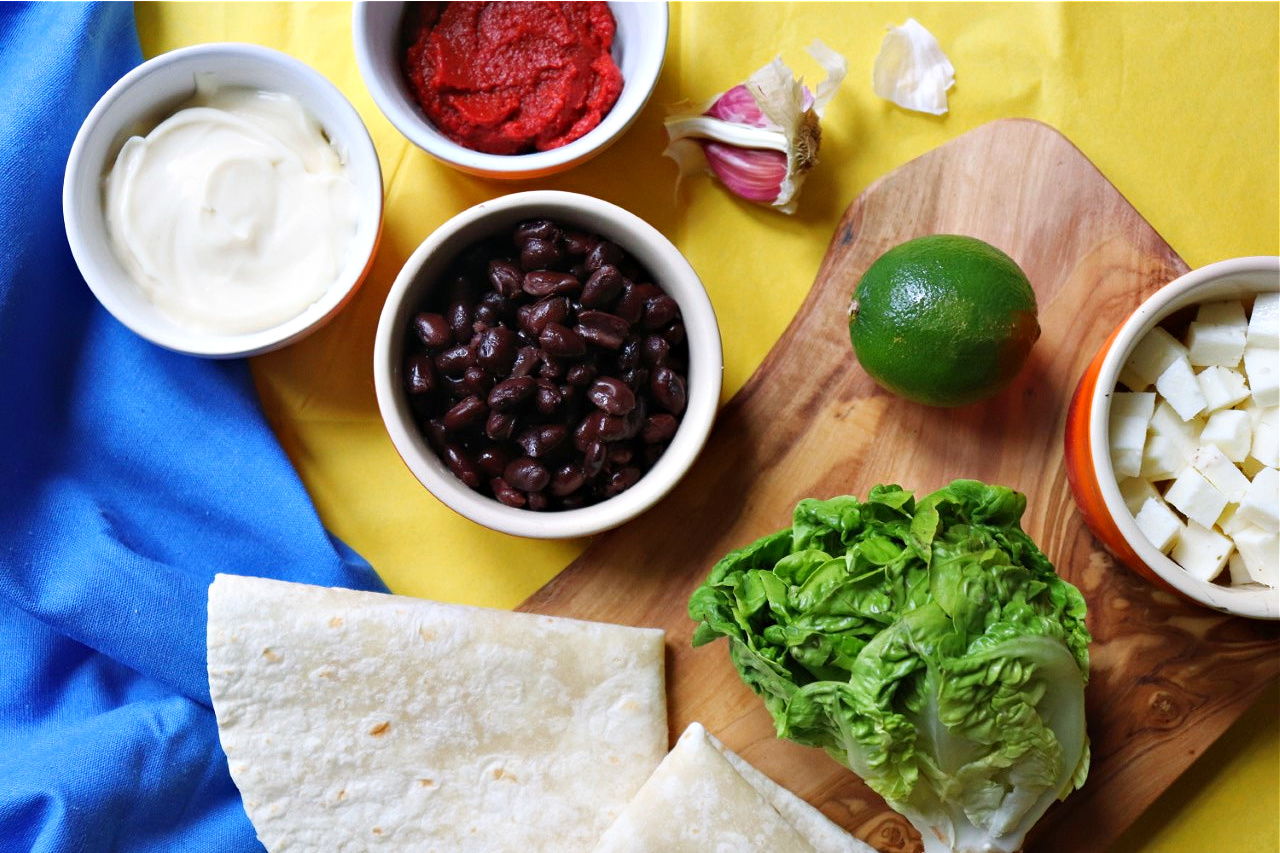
[1149,401,1203,456]
[1155,356,1208,420]
[1237,466,1279,533]
[1196,365,1250,413]
[1199,408,1252,462]
[1134,496,1182,553]
[1140,433,1186,481]
[1119,477,1160,515]
[1247,291,1279,348]
[1165,466,1229,528]
[1191,444,1252,503]
[1186,300,1248,367]
[1109,391,1156,478]
[1250,406,1279,468]
[1243,346,1280,408]
[1218,503,1248,536]
[1232,523,1279,586]
[1227,551,1253,586]
[1169,520,1233,582]
[1120,325,1186,391]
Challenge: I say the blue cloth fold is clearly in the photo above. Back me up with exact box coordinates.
[0,4,387,850]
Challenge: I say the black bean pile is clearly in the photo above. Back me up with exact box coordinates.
[402,219,690,511]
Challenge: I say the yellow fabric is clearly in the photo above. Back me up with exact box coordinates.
[135,2,1278,851]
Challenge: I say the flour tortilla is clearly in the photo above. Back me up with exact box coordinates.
[206,574,667,852]
[592,723,879,853]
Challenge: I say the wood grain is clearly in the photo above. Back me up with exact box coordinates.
[518,119,1280,852]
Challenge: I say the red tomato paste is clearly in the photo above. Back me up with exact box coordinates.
[404,2,624,155]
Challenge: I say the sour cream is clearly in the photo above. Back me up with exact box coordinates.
[103,81,359,335]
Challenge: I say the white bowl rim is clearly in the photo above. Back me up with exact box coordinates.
[1088,255,1280,619]
[63,41,384,358]
[374,190,722,539]
[351,1,669,175]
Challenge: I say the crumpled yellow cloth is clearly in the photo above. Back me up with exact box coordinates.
[135,3,1277,852]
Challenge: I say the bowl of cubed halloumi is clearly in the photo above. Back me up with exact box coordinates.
[1065,255,1279,619]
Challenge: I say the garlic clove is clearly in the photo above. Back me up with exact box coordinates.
[872,18,955,115]
[663,40,847,214]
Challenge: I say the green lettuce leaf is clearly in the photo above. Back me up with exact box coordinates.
[689,481,1091,853]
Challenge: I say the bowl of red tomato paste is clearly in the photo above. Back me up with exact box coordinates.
[353,1,667,179]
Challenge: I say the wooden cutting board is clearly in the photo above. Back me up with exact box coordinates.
[519,118,1279,852]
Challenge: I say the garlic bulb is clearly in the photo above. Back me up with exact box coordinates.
[872,18,955,115]
[663,40,847,214]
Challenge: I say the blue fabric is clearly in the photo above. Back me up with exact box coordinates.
[0,4,387,851]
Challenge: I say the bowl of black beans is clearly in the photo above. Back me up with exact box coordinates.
[374,190,722,538]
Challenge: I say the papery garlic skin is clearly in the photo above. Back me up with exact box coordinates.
[663,40,847,214]
[873,18,955,115]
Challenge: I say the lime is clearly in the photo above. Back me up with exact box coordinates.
[847,234,1040,407]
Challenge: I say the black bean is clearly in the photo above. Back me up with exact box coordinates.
[491,477,527,508]
[515,219,560,245]
[475,445,511,478]
[461,365,492,396]
[643,294,680,330]
[650,366,687,414]
[447,298,474,343]
[487,376,537,411]
[526,492,550,511]
[412,312,453,349]
[520,237,564,271]
[575,311,629,349]
[517,424,568,458]
[442,444,481,489]
[642,413,679,444]
[586,239,624,272]
[435,344,474,377]
[566,362,597,387]
[487,259,524,299]
[613,282,647,325]
[602,466,643,497]
[475,326,518,375]
[540,322,587,358]
[574,410,607,450]
[662,319,686,347]
[550,463,586,497]
[510,345,541,378]
[534,378,563,415]
[616,337,642,372]
[485,410,517,441]
[518,296,570,337]
[580,264,624,308]
[504,457,550,492]
[442,394,487,432]
[404,353,436,395]
[562,229,597,257]
[523,270,580,298]
[641,334,670,367]
[587,377,637,415]
[596,413,630,442]
[582,440,606,477]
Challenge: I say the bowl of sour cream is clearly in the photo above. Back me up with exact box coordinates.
[64,43,383,358]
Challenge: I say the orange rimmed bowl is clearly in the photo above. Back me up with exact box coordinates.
[1064,255,1279,619]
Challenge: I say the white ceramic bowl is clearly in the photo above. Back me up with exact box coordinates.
[374,190,721,539]
[63,43,383,358]
[1064,256,1280,620]
[352,2,667,179]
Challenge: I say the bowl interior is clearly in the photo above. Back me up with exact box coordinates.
[65,44,383,358]
[353,1,667,176]
[375,192,721,539]
[1090,257,1279,618]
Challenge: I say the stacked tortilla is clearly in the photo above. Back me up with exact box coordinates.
[207,575,875,852]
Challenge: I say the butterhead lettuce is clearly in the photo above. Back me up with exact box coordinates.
[689,481,1090,853]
